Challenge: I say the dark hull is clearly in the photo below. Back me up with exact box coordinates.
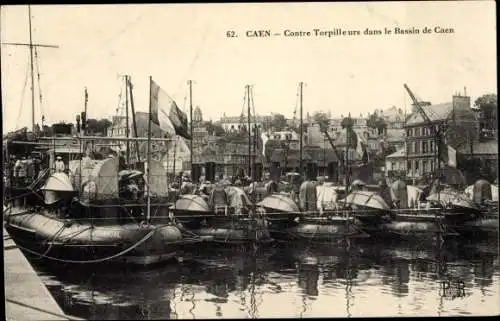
[351,208,459,242]
[449,213,499,238]
[4,208,202,266]
[172,209,274,245]
[442,206,482,225]
[265,212,369,242]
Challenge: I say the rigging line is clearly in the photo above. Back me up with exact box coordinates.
[182,81,188,112]
[293,84,299,128]
[15,62,31,129]
[251,85,256,124]
[34,46,45,123]
[241,86,247,127]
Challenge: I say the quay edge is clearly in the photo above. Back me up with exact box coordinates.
[4,227,84,321]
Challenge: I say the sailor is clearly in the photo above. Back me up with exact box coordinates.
[126,179,140,201]
[13,157,22,177]
[55,156,65,173]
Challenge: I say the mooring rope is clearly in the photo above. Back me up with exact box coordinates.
[12,228,157,264]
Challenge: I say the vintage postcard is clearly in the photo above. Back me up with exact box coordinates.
[2,1,498,319]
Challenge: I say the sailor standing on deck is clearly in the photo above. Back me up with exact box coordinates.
[54,156,66,173]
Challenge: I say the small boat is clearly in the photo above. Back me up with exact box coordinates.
[169,185,273,245]
[258,181,367,243]
[453,180,499,236]
[4,155,206,266]
[340,188,458,242]
[3,70,211,266]
[426,188,482,225]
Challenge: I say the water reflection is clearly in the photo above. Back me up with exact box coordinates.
[30,237,499,319]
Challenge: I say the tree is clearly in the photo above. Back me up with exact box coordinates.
[474,93,497,131]
[474,93,497,112]
[313,111,330,133]
[341,114,357,149]
[271,113,287,131]
[97,119,112,134]
[203,121,225,136]
[366,112,387,135]
[86,118,112,135]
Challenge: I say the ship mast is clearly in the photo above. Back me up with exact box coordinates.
[189,80,194,181]
[28,5,35,132]
[299,82,303,179]
[1,5,59,132]
[146,76,153,223]
[128,76,141,165]
[125,75,130,164]
[247,85,252,178]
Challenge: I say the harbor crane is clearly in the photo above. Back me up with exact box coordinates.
[403,83,447,179]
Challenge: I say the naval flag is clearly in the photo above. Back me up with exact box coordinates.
[150,79,192,140]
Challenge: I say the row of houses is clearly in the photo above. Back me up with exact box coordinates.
[385,94,498,183]
[106,91,497,183]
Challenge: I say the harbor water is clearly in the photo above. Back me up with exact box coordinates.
[26,236,499,319]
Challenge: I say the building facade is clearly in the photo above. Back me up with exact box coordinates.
[107,112,188,168]
[385,148,407,179]
[219,113,272,135]
[404,94,479,179]
[194,134,263,179]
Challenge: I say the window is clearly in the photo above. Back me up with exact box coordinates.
[407,160,412,173]
[415,127,420,137]
[422,141,427,153]
[392,162,396,170]
[407,128,412,137]
[430,140,434,152]
[422,160,427,172]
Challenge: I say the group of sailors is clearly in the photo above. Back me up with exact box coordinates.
[10,154,68,181]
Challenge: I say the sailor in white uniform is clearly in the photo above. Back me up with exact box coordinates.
[54,156,66,173]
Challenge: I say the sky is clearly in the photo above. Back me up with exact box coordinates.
[1,2,497,133]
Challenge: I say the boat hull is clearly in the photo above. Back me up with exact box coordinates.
[172,208,274,245]
[180,217,273,245]
[268,215,368,242]
[351,208,459,242]
[449,214,499,238]
[4,209,200,266]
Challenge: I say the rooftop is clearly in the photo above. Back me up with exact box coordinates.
[386,148,406,159]
[385,128,406,142]
[405,102,453,125]
[458,140,498,155]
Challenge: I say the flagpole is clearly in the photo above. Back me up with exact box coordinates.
[146,76,152,224]
[189,80,193,182]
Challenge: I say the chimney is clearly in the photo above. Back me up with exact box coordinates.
[452,94,471,110]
